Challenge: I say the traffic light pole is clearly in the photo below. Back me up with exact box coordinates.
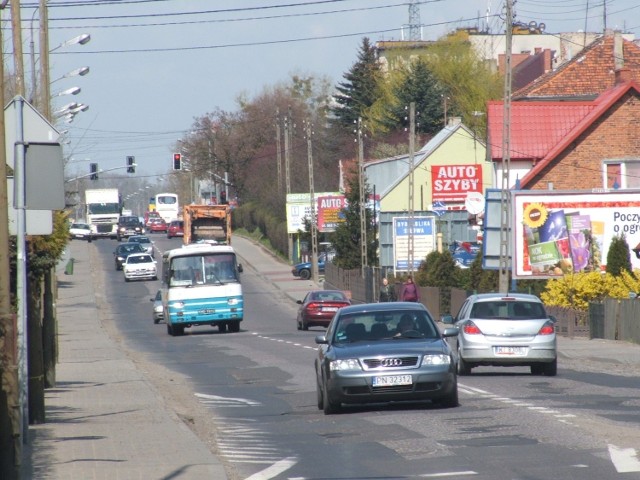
[66,164,137,183]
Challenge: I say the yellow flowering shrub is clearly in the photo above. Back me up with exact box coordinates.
[541,270,640,310]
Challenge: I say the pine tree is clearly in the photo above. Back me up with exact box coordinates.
[606,234,632,276]
[331,37,382,130]
[390,58,446,135]
[332,165,377,269]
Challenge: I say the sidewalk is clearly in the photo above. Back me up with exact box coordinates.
[25,235,640,478]
[25,239,228,479]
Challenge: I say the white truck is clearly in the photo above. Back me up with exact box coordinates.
[85,188,121,240]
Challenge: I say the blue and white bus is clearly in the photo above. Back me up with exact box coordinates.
[161,243,243,336]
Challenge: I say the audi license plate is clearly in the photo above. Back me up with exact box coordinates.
[372,375,412,387]
[494,346,527,356]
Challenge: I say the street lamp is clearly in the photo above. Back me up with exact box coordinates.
[52,66,90,84]
[51,33,91,53]
[52,86,81,97]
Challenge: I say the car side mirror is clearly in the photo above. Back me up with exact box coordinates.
[548,315,557,323]
[315,334,327,345]
[296,299,303,304]
[441,314,454,324]
[149,298,154,302]
[442,327,459,337]
[237,264,243,273]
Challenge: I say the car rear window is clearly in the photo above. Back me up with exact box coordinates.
[471,301,546,319]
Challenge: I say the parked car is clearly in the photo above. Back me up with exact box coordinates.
[69,222,92,240]
[150,289,163,324]
[441,293,557,376]
[127,235,154,257]
[117,215,144,241]
[291,253,327,280]
[148,217,168,234]
[167,220,184,239]
[123,253,157,282]
[296,290,351,330]
[113,243,146,271]
[315,302,459,414]
[449,241,481,268]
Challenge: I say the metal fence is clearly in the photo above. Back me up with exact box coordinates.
[325,263,640,342]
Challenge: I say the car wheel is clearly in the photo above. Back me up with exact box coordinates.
[167,324,173,335]
[218,323,228,333]
[530,364,544,375]
[437,384,459,408]
[302,318,309,331]
[153,317,160,325]
[229,321,241,333]
[316,374,324,410]
[296,318,302,330]
[152,276,158,281]
[173,324,184,336]
[322,374,340,415]
[299,269,311,280]
[543,358,557,377]
[125,277,130,282]
[457,348,471,376]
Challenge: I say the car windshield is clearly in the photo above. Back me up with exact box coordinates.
[131,237,150,244]
[332,310,439,344]
[470,301,546,319]
[71,223,90,230]
[169,252,239,287]
[120,245,143,254]
[310,291,347,302]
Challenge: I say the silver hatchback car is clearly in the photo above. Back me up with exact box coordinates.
[441,293,557,376]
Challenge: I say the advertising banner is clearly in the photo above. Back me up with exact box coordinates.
[431,164,483,203]
[513,190,640,278]
[393,216,436,271]
[317,194,347,232]
[286,192,340,234]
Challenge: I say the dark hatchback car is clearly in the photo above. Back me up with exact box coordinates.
[113,243,146,270]
[296,290,350,330]
[117,215,144,241]
[315,302,459,414]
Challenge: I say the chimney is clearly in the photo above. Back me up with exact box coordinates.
[615,68,632,85]
[614,31,624,71]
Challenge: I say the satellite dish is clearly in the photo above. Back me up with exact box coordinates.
[539,23,546,32]
[465,192,485,215]
[529,21,537,28]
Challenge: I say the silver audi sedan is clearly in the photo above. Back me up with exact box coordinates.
[315,302,459,415]
[441,293,557,376]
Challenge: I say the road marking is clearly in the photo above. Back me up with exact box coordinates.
[195,392,261,407]
[419,471,478,477]
[609,444,640,473]
[243,456,297,479]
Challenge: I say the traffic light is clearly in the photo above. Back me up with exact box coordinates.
[127,156,135,173]
[173,153,182,170]
[90,163,98,180]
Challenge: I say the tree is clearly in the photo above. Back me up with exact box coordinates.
[606,234,632,276]
[389,58,446,135]
[330,37,383,130]
[332,165,377,269]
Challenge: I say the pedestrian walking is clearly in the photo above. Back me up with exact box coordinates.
[400,275,420,302]
[378,277,396,302]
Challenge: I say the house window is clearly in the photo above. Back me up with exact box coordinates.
[604,161,640,189]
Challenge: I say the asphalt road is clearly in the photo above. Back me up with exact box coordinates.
[91,234,640,480]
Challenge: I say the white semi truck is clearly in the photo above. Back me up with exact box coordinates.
[85,188,121,240]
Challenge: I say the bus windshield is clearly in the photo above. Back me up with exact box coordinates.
[169,252,239,287]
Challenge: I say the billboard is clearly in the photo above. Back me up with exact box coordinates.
[393,216,437,271]
[317,194,347,232]
[431,164,483,203]
[513,190,640,278]
[286,192,340,234]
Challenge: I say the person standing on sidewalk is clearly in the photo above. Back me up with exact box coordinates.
[400,275,420,302]
[379,277,397,302]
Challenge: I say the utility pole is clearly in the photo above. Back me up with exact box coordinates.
[498,0,513,293]
[408,102,416,275]
[275,108,282,192]
[306,122,319,282]
[285,107,293,262]
[0,0,21,476]
[357,118,367,278]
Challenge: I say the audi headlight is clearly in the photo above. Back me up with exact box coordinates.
[422,354,451,365]
[329,358,362,371]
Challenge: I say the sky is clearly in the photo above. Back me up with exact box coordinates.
[18,0,640,184]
